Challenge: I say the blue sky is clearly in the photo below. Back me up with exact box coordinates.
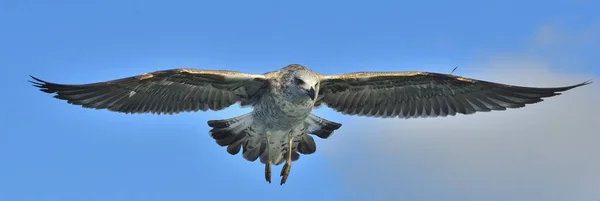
[1,0,598,201]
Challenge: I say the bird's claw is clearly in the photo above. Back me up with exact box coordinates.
[280,134,294,185]
[280,161,291,185]
[265,162,271,183]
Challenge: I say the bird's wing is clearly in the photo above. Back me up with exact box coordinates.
[31,68,268,114]
[316,71,591,118]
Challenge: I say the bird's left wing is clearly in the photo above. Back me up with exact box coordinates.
[31,68,268,114]
[316,71,591,118]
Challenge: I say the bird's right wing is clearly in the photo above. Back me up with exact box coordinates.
[31,68,268,114]
[316,71,591,118]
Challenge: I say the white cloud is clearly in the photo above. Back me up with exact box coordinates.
[318,27,600,201]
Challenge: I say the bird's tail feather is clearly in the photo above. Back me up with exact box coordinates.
[296,114,343,155]
[208,113,343,165]
[306,114,342,139]
[208,113,265,162]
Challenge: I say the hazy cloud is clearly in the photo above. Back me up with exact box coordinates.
[533,25,562,48]
[319,26,599,201]
[532,23,600,50]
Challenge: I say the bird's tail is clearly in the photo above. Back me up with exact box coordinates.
[207,113,343,165]
[208,113,265,162]
[305,114,343,140]
[294,114,343,156]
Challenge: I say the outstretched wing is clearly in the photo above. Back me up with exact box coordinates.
[31,68,268,114]
[316,71,591,118]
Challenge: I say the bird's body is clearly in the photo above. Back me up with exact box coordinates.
[251,88,311,163]
[30,64,591,185]
[206,65,328,183]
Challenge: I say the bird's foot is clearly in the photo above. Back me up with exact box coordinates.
[265,161,271,183]
[280,134,295,185]
[280,160,292,185]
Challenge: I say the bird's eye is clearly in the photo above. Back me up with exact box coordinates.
[294,77,304,85]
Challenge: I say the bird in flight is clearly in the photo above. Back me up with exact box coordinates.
[30,64,591,185]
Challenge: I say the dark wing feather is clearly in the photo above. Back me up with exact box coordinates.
[316,71,591,118]
[30,68,268,114]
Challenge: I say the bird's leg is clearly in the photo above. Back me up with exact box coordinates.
[265,135,272,183]
[280,133,294,185]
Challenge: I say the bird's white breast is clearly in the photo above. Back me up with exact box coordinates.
[252,90,313,130]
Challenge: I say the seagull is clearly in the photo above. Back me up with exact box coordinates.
[30,64,592,185]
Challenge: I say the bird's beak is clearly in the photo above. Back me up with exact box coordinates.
[306,87,316,101]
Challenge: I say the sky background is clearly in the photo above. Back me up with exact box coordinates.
[1,0,599,201]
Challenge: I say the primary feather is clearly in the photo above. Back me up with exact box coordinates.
[316,71,591,118]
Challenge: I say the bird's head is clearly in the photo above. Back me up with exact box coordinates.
[283,65,320,101]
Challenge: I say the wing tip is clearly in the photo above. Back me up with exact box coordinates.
[582,79,593,86]
[28,75,54,93]
[546,80,593,93]
[563,79,593,91]
[29,75,43,84]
